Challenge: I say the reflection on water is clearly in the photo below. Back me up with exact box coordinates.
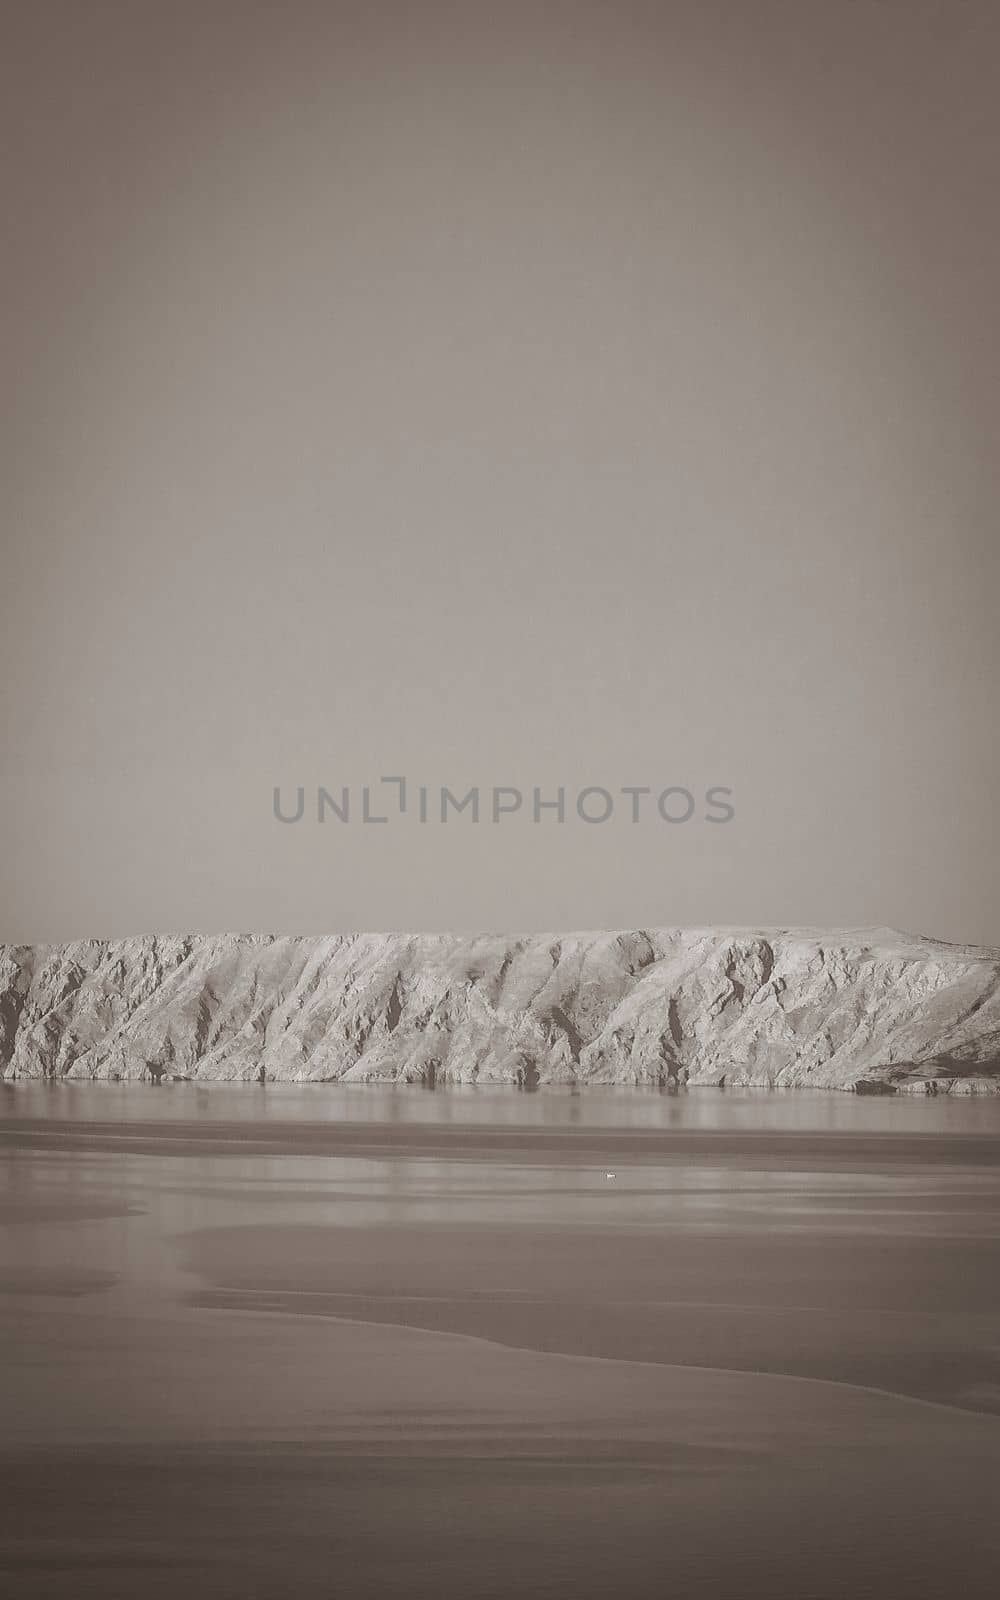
[8,1077,1000,1131]
[2,1085,1000,1598]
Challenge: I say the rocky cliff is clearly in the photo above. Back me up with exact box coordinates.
[2,928,999,1093]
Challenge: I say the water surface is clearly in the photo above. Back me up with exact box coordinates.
[2,1084,999,1597]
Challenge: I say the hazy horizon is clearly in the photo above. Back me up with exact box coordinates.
[1,921,993,948]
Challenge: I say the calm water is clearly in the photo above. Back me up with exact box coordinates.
[2,1084,1000,1598]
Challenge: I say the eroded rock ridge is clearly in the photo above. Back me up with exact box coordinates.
[2,928,998,1092]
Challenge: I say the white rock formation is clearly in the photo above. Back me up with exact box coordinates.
[1,928,998,1092]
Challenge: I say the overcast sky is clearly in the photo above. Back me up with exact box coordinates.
[3,0,998,944]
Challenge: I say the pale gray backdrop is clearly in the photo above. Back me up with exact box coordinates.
[2,1,997,943]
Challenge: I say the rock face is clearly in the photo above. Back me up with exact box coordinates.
[1,928,999,1093]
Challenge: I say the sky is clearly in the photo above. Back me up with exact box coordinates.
[2,0,998,944]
